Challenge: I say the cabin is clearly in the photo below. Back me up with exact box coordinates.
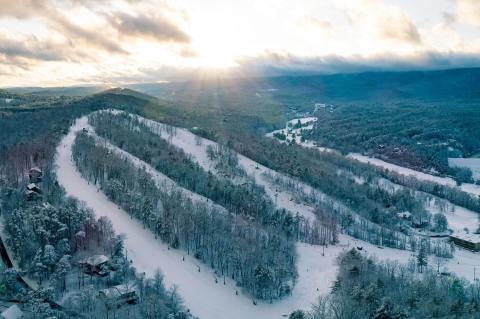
[28,167,43,183]
[1,304,23,319]
[81,254,110,276]
[26,183,41,194]
[450,232,480,251]
[25,183,42,201]
[98,284,138,309]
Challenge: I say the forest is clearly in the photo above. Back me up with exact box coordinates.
[0,69,478,317]
[295,249,480,319]
[72,132,298,300]
[0,92,192,317]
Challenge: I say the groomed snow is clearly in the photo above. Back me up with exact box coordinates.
[349,153,480,197]
[449,158,480,180]
[82,117,227,214]
[56,111,480,319]
[55,115,350,319]
[121,111,319,222]
[132,110,480,279]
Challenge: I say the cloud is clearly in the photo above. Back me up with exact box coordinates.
[234,51,480,76]
[0,1,127,54]
[0,0,190,56]
[0,34,71,62]
[47,12,127,54]
[346,0,421,44]
[454,0,480,26]
[379,14,420,44]
[0,0,47,19]
[106,11,191,43]
[301,16,332,30]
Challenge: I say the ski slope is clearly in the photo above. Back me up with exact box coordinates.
[112,110,480,280]
[349,153,480,197]
[56,111,480,319]
[55,115,349,318]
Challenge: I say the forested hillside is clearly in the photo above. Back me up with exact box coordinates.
[0,91,192,318]
[1,69,479,318]
[128,68,480,179]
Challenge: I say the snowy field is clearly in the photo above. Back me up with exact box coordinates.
[449,158,480,180]
[55,111,480,319]
[115,110,480,281]
[265,117,317,145]
[349,153,480,197]
[55,114,346,318]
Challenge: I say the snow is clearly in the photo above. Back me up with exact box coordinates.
[0,215,39,290]
[127,111,480,276]
[449,158,480,180]
[122,111,319,222]
[357,167,478,234]
[286,117,317,126]
[441,205,478,233]
[450,232,480,244]
[54,114,344,319]
[1,304,23,319]
[55,111,480,319]
[266,117,317,145]
[84,118,227,213]
[348,153,480,197]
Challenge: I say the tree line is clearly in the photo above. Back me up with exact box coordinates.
[73,132,298,300]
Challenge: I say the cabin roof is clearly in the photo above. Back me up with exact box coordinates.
[29,167,42,173]
[99,284,136,299]
[450,232,480,244]
[86,254,109,266]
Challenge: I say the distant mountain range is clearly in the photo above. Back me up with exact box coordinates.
[5,67,480,102]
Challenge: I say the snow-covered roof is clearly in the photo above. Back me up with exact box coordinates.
[450,232,480,244]
[397,211,411,218]
[86,255,109,266]
[29,167,42,173]
[1,304,23,319]
[99,284,136,299]
[75,230,86,237]
[27,183,37,190]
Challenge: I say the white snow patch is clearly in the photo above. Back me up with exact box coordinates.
[348,153,480,197]
[449,158,480,180]
[56,111,480,319]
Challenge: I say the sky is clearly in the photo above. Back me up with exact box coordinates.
[0,0,479,87]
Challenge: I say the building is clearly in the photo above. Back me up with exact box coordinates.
[80,254,110,275]
[26,183,41,194]
[25,183,42,201]
[450,232,480,251]
[98,284,138,309]
[28,167,43,183]
[1,304,23,319]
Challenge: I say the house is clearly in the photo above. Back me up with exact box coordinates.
[1,304,23,319]
[81,254,110,275]
[98,284,138,309]
[28,167,42,182]
[450,232,480,251]
[25,183,42,201]
[26,183,41,194]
